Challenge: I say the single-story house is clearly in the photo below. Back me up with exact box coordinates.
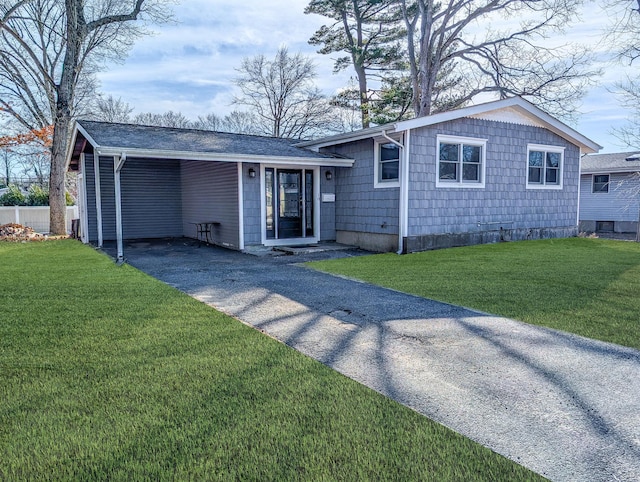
[579,151,640,234]
[66,97,600,261]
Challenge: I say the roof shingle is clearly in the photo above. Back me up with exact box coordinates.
[582,151,640,173]
[76,120,334,160]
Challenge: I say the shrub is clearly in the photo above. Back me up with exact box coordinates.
[65,191,75,206]
[0,185,27,206]
[26,185,49,206]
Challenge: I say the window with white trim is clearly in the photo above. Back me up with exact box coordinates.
[374,140,400,188]
[592,174,609,193]
[436,135,487,188]
[527,144,564,189]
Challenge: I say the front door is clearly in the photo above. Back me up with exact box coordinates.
[265,168,315,241]
[277,170,302,238]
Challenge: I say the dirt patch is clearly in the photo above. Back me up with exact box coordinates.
[0,223,46,242]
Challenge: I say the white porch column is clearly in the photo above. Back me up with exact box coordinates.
[237,163,245,250]
[114,153,126,263]
[399,129,411,253]
[93,150,103,247]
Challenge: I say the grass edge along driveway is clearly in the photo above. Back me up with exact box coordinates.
[0,240,543,481]
[309,237,640,351]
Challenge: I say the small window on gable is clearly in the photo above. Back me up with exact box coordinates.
[527,144,564,189]
[436,135,487,188]
[593,174,609,193]
[374,140,400,188]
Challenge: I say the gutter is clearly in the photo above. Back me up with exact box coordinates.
[94,147,355,168]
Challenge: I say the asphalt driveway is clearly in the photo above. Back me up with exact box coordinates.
[118,239,640,482]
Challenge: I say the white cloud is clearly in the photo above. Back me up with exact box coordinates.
[95,0,634,152]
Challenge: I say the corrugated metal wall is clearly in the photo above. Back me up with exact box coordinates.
[121,158,183,239]
[579,173,640,222]
[181,161,240,249]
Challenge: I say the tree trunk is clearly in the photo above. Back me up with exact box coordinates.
[49,111,70,234]
[3,152,10,185]
[49,0,82,235]
[354,63,370,128]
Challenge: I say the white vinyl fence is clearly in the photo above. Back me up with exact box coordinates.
[0,206,78,234]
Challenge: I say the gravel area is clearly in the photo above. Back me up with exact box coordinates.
[114,239,640,482]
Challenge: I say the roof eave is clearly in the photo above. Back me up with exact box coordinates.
[582,166,640,174]
[66,121,103,170]
[295,123,397,150]
[394,97,601,154]
[94,146,355,167]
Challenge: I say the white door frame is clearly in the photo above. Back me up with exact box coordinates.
[260,164,320,246]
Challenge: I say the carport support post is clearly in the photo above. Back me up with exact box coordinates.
[114,154,126,263]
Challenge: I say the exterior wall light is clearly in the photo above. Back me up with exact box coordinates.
[325,170,333,181]
[248,168,256,178]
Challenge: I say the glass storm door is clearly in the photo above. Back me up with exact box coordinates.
[265,168,314,240]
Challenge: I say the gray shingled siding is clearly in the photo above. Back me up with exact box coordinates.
[242,163,262,246]
[407,118,581,238]
[325,139,400,236]
[83,153,98,243]
[181,161,240,249]
[98,156,116,241]
[322,117,580,252]
[320,168,336,241]
[579,172,640,232]
[121,159,183,239]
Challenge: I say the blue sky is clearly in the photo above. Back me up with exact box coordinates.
[96,0,637,153]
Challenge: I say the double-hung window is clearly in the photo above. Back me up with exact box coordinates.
[374,140,400,188]
[527,144,564,189]
[592,174,609,193]
[436,135,487,188]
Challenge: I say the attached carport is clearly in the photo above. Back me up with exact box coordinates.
[66,120,354,262]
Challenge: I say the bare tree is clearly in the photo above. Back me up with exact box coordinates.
[398,0,596,119]
[604,1,640,148]
[233,46,338,139]
[0,0,171,234]
[613,79,640,148]
[602,1,640,240]
[604,0,640,64]
[191,113,223,131]
[218,111,262,135]
[132,110,192,128]
[90,95,134,123]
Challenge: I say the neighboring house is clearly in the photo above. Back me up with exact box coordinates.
[579,152,640,234]
[66,97,600,261]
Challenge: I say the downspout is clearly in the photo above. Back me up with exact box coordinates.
[114,153,127,264]
[577,151,585,230]
[382,130,408,254]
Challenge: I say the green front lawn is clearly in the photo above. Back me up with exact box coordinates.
[0,240,543,481]
[310,237,640,350]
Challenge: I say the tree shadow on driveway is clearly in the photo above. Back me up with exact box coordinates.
[120,240,640,482]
